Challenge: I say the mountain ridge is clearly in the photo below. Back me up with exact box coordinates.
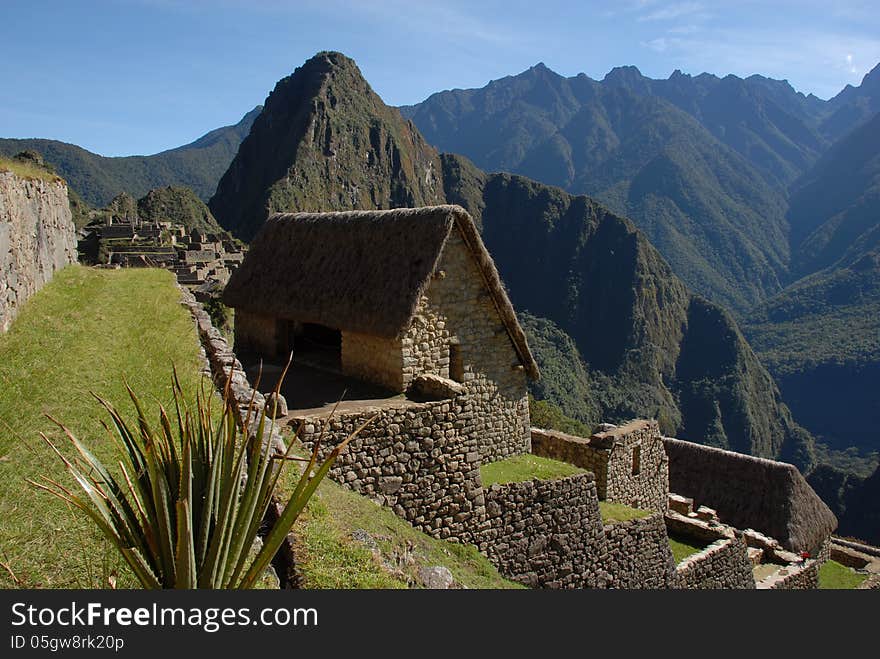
[0,106,261,207]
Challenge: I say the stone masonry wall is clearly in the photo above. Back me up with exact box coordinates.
[234,309,282,360]
[341,330,404,392]
[602,514,676,589]
[531,420,668,512]
[756,561,820,590]
[179,290,286,457]
[531,428,611,495]
[478,474,608,588]
[601,421,668,511]
[292,396,487,542]
[674,537,756,589]
[406,229,530,461]
[0,171,77,332]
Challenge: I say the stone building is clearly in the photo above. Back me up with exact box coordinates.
[222,205,540,461]
[531,420,669,511]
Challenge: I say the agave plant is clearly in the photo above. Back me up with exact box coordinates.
[30,369,370,589]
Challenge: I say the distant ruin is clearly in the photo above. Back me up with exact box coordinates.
[78,215,246,288]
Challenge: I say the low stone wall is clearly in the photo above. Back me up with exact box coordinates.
[830,543,872,569]
[674,537,755,589]
[531,421,668,512]
[179,288,286,586]
[531,428,611,491]
[756,561,820,590]
[478,474,607,588]
[602,514,675,589]
[293,399,487,543]
[179,289,285,456]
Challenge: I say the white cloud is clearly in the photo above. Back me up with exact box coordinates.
[642,38,669,52]
[668,24,700,34]
[638,27,880,97]
[638,1,704,22]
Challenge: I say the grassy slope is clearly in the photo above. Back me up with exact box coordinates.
[818,559,869,589]
[0,266,204,588]
[278,466,521,589]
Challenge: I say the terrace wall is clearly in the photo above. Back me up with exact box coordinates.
[293,398,487,542]
[602,514,675,589]
[0,171,77,332]
[674,537,756,590]
[477,474,608,588]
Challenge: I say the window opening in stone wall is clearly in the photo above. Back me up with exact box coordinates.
[449,342,464,382]
[632,444,641,476]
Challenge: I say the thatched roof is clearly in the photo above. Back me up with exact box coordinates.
[223,205,539,378]
[663,438,837,553]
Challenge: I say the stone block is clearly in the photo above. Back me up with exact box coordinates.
[696,505,718,522]
[263,392,288,418]
[379,476,403,494]
[668,493,694,516]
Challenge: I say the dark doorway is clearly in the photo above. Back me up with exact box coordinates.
[287,321,342,372]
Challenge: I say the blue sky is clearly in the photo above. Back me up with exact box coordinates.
[2,0,879,156]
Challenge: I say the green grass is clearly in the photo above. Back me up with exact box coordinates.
[668,535,705,564]
[598,501,652,525]
[480,453,585,487]
[0,266,205,588]
[0,156,61,183]
[278,463,522,589]
[818,560,869,590]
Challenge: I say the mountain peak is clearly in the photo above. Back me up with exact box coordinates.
[602,66,649,91]
[209,52,444,241]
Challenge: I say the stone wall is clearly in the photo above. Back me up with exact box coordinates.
[0,171,77,332]
[600,421,668,511]
[531,420,668,512]
[179,290,286,457]
[478,474,608,588]
[663,437,836,553]
[409,229,530,461]
[674,537,756,589]
[756,561,820,590]
[292,397,487,542]
[602,514,676,589]
[341,330,403,392]
[531,428,611,491]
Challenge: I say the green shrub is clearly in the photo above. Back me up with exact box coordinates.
[32,369,370,589]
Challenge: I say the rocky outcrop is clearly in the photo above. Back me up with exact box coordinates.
[0,171,77,332]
